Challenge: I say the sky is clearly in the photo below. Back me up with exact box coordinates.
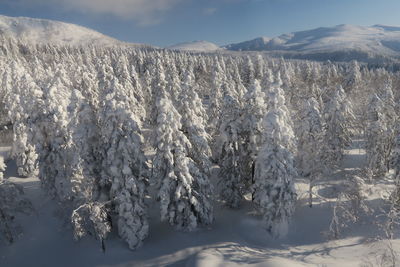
[1,0,400,47]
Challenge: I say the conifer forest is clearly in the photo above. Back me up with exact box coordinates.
[0,36,400,266]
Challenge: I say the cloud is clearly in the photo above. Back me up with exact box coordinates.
[203,7,217,16]
[11,0,183,25]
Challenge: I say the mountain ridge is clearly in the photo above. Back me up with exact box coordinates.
[2,14,400,63]
[0,14,148,47]
[223,24,400,62]
[166,40,221,52]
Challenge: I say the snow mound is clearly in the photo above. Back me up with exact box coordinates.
[0,15,143,47]
[167,40,221,52]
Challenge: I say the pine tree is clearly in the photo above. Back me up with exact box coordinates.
[218,94,244,208]
[66,89,100,201]
[254,54,265,81]
[242,56,255,87]
[113,53,145,120]
[322,85,354,166]
[6,72,40,177]
[296,97,324,207]
[345,60,362,91]
[36,68,72,201]
[66,89,112,250]
[393,124,400,183]
[149,58,168,126]
[253,85,297,238]
[381,81,397,171]
[231,62,247,101]
[0,62,35,243]
[208,58,225,133]
[153,90,213,231]
[261,68,274,93]
[365,94,388,177]
[98,79,149,250]
[241,79,266,192]
[179,70,213,174]
[387,96,400,234]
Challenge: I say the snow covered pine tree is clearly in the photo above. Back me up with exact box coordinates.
[296,97,324,207]
[153,89,213,231]
[97,79,149,250]
[253,83,297,238]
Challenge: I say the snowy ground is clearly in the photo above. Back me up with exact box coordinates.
[0,140,399,267]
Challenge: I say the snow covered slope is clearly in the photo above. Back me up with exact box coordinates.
[167,40,221,52]
[1,140,399,267]
[226,24,400,61]
[225,36,271,51]
[0,15,139,47]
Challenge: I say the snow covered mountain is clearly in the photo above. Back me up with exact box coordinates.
[225,24,400,62]
[225,37,271,51]
[166,40,221,52]
[165,25,400,62]
[0,15,142,47]
[3,14,400,62]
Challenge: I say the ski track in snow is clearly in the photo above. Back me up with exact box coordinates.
[0,140,399,267]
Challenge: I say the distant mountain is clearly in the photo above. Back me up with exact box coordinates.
[3,14,400,63]
[167,25,400,62]
[166,41,221,52]
[225,24,400,62]
[0,15,146,47]
[225,37,271,51]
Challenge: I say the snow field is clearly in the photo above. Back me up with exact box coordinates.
[1,143,399,266]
